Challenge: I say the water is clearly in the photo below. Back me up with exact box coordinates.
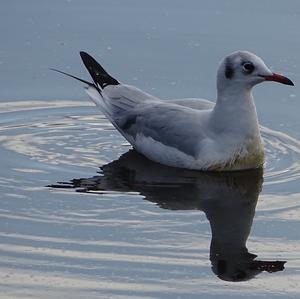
[1,1,300,298]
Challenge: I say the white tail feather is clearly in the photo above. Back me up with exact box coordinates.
[85,86,114,120]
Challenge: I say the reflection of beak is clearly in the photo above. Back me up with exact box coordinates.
[251,260,286,273]
[260,73,294,86]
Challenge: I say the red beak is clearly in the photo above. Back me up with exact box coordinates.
[262,73,294,86]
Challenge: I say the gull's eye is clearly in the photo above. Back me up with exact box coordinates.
[242,62,255,74]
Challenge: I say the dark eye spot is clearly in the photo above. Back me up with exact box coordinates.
[225,59,234,79]
[242,62,255,74]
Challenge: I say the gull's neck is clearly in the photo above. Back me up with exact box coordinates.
[211,85,260,137]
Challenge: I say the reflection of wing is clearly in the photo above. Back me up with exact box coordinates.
[49,150,262,209]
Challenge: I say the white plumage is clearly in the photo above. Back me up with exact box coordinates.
[56,50,294,171]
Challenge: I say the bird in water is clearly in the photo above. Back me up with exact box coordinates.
[53,51,294,171]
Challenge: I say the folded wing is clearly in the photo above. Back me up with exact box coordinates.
[80,52,211,160]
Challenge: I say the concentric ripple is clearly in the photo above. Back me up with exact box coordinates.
[0,100,130,171]
[1,101,300,297]
[1,100,300,187]
[262,126,300,186]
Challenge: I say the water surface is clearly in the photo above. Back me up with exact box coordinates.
[0,101,300,298]
[0,1,300,298]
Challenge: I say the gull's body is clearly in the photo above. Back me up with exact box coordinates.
[55,51,293,171]
[86,84,263,171]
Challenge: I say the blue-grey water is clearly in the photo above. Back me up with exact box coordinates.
[0,1,300,298]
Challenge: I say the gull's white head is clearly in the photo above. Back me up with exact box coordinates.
[217,51,294,93]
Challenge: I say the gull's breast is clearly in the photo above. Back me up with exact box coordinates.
[204,137,265,171]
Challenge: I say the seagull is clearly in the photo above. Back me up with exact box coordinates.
[53,51,294,171]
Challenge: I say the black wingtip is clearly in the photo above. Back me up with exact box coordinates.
[79,51,119,89]
[79,51,90,60]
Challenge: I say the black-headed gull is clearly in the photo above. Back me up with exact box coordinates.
[53,51,294,171]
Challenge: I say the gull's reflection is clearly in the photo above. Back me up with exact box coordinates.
[51,149,286,281]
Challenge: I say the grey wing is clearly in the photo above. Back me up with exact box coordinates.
[117,102,209,157]
[85,84,211,157]
[85,83,159,136]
